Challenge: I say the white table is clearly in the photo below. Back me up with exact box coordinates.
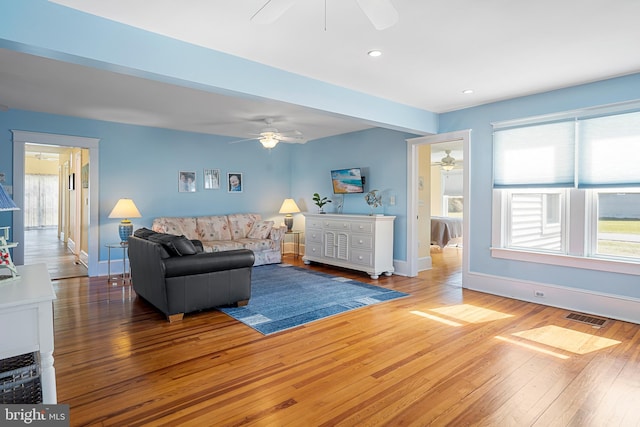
[0,263,57,403]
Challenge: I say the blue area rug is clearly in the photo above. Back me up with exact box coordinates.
[219,264,409,335]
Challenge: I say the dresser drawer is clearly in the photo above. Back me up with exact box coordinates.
[306,218,324,229]
[324,220,351,231]
[351,222,373,234]
[350,250,373,267]
[351,234,373,250]
[305,243,323,257]
[306,230,323,244]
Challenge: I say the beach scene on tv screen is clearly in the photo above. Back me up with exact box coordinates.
[332,168,364,193]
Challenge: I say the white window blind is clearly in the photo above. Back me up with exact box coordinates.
[493,121,575,188]
[442,169,463,196]
[578,111,640,188]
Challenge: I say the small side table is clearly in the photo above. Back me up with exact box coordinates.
[106,243,129,283]
[282,231,301,258]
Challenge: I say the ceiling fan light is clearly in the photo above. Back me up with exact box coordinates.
[260,137,278,149]
[441,164,455,171]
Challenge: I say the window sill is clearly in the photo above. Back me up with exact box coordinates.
[490,248,640,276]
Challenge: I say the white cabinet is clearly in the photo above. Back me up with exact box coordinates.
[0,263,57,403]
[303,214,395,279]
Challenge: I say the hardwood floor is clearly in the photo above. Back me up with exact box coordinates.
[51,248,640,426]
[25,228,87,279]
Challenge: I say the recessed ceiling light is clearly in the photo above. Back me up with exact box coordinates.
[462,89,474,94]
[368,50,382,57]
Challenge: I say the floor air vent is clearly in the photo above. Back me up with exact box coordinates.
[566,312,608,327]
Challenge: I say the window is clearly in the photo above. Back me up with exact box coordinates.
[442,169,463,218]
[506,190,564,251]
[593,191,640,260]
[492,102,640,273]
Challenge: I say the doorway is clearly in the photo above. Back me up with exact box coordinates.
[406,130,470,281]
[23,145,88,279]
[12,131,100,277]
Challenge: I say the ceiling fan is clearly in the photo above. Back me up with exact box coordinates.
[437,150,456,171]
[229,118,306,149]
[251,0,399,30]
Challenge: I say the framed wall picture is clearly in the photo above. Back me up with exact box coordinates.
[179,171,196,192]
[227,172,242,193]
[203,169,220,190]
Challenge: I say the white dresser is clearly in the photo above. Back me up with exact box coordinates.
[0,263,57,403]
[303,214,395,279]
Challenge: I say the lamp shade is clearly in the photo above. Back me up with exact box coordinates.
[279,198,300,232]
[279,198,300,214]
[108,198,142,244]
[108,198,142,219]
[0,185,19,211]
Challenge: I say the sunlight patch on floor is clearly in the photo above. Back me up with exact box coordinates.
[410,304,513,326]
[510,325,621,355]
[410,310,462,326]
[429,304,514,324]
[495,335,570,359]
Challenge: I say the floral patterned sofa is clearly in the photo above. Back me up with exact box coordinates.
[152,213,285,266]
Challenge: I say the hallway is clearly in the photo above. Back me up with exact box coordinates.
[24,227,87,280]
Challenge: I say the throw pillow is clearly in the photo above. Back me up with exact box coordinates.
[247,220,274,239]
[148,233,198,256]
[133,227,157,239]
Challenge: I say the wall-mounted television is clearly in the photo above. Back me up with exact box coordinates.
[331,168,365,194]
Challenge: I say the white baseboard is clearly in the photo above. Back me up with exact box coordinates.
[99,258,130,278]
[418,256,432,272]
[392,259,408,277]
[67,238,76,253]
[465,271,640,325]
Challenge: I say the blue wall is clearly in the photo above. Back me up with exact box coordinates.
[440,73,640,299]
[291,127,417,261]
[0,109,293,261]
[1,109,415,263]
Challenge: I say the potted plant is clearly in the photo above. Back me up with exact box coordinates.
[312,193,332,214]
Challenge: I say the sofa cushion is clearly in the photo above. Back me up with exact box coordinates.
[152,217,198,239]
[200,240,245,252]
[227,213,261,240]
[148,233,198,256]
[235,238,278,251]
[247,220,274,239]
[196,215,232,241]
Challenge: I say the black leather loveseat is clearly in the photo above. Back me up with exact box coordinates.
[128,228,255,322]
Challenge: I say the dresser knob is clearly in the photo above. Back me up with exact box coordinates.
[358,256,363,260]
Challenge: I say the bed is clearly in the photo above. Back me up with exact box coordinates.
[431,216,463,249]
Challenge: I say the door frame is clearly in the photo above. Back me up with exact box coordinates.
[406,130,471,281]
[12,131,100,276]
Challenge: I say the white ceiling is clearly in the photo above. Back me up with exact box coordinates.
[2,0,640,151]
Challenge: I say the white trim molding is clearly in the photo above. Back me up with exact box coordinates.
[12,130,100,276]
[466,271,640,325]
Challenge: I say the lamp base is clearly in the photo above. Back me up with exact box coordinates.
[118,220,133,244]
[284,216,294,232]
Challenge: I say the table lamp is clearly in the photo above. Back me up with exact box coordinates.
[279,198,300,232]
[108,198,142,244]
[0,183,20,281]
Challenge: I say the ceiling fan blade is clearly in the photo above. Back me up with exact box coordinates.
[251,0,297,24]
[278,135,307,143]
[355,0,398,30]
[228,137,260,144]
